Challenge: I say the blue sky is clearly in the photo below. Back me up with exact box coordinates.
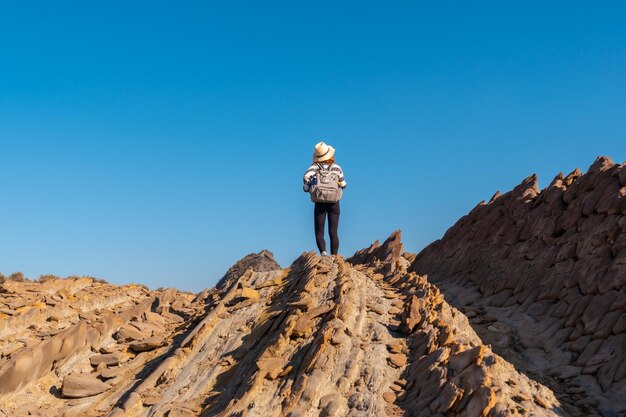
[1,2,625,291]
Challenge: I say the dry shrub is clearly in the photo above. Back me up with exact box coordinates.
[8,272,26,282]
[87,276,109,284]
[37,274,60,283]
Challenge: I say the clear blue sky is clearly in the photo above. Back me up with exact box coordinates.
[1,2,625,292]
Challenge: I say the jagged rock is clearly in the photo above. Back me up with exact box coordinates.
[216,249,281,290]
[463,386,496,417]
[291,315,315,338]
[449,345,485,373]
[61,374,111,398]
[400,295,423,333]
[411,155,625,416]
[0,233,574,416]
[256,356,284,380]
[348,230,404,266]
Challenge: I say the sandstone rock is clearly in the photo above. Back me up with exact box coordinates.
[130,320,165,336]
[348,230,404,266]
[216,249,281,290]
[291,315,315,339]
[449,346,485,374]
[0,233,571,417]
[429,381,462,413]
[129,336,165,352]
[239,287,259,300]
[400,295,422,334]
[411,156,625,416]
[256,356,284,380]
[98,365,125,380]
[61,374,111,398]
[90,352,130,367]
[257,275,283,288]
[462,386,495,417]
[382,391,396,403]
[388,353,407,368]
[143,311,167,327]
[115,324,146,342]
[387,342,404,354]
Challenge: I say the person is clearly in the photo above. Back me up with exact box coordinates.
[303,142,347,256]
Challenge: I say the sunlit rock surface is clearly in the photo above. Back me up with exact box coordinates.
[2,156,623,416]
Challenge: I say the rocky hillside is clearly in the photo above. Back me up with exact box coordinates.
[1,238,563,417]
[0,156,622,417]
[412,156,626,417]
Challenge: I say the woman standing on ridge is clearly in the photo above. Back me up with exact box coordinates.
[303,142,347,256]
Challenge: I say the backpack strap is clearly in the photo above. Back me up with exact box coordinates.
[318,162,332,171]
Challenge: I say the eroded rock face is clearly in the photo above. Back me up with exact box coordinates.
[412,156,626,417]
[0,245,565,416]
[215,249,282,290]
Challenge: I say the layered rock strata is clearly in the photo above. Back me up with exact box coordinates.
[0,242,564,416]
[411,156,626,417]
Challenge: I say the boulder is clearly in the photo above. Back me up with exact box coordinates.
[90,352,130,367]
[61,374,111,398]
[115,324,147,342]
[129,336,166,352]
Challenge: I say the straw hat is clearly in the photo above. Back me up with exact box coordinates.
[313,141,335,162]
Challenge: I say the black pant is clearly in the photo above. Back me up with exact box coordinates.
[314,202,340,255]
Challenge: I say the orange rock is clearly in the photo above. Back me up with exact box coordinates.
[388,353,407,368]
[61,374,111,398]
[400,295,422,334]
[240,287,259,301]
[449,346,485,374]
[461,386,495,417]
[382,391,396,403]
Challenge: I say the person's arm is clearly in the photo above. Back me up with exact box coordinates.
[303,164,317,192]
[337,165,347,189]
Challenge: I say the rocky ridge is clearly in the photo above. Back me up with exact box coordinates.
[0,239,563,416]
[2,156,623,416]
[411,156,626,416]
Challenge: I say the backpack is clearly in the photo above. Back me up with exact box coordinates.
[309,163,343,203]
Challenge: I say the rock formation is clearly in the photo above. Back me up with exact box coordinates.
[0,156,622,416]
[0,243,565,416]
[412,156,626,417]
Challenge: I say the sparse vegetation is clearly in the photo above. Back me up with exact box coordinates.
[85,275,109,284]
[65,274,109,284]
[8,272,26,282]
[131,283,150,291]
[0,273,5,284]
[37,274,60,283]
